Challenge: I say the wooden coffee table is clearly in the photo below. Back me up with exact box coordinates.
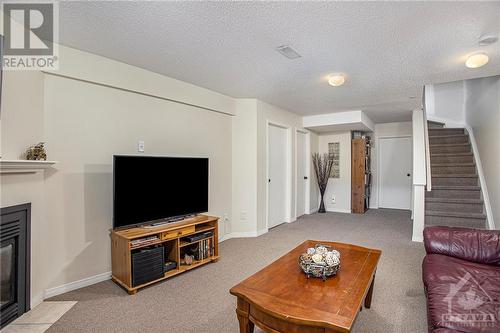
[230,240,381,333]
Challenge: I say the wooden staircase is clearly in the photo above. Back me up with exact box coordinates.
[425,121,487,228]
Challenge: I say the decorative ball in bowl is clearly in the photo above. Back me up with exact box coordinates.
[299,244,341,281]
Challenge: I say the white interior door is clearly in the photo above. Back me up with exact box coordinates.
[296,131,307,217]
[268,124,287,228]
[379,137,412,210]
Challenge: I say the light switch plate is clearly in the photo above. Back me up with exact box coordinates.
[138,140,145,152]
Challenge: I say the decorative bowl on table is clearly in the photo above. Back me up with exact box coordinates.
[299,244,341,281]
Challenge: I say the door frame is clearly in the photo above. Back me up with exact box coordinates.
[266,120,292,230]
[377,135,413,210]
[294,129,310,219]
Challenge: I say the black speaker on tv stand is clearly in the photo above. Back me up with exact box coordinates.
[131,246,165,287]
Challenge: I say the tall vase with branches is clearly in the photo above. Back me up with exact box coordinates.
[312,153,334,213]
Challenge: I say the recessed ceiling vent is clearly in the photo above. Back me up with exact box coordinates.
[478,34,498,46]
[276,45,301,60]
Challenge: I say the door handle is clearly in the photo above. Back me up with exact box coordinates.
[268,179,271,183]
[407,173,411,177]
[304,176,308,180]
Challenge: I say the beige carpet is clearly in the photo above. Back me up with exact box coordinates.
[47,209,427,332]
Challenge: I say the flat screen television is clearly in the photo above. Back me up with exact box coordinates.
[113,155,209,229]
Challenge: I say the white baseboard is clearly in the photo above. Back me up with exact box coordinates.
[31,294,44,309]
[44,271,111,299]
[412,234,424,242]
[464,124,495,230]
[218,234,231,242]
[308,208,318,214]
[219,228,268,242]
[256,228,268,236]
[326,208,351,213]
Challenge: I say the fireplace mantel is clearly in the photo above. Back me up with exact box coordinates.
[0,160,58,174]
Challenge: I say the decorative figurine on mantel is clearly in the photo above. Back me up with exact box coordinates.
[25,142,47,160]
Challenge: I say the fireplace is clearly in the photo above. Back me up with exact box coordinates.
[1,203,30,328]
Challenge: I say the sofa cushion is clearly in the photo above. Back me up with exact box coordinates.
[424,227,500,266]
[423,254,500,333]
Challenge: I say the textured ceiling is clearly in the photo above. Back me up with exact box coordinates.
[59,2,500,122]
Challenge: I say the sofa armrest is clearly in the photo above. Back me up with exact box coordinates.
[423,226,500,266]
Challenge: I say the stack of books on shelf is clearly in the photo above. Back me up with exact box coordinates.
[197,238,213,260]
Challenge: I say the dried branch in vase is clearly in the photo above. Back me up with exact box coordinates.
[312,153,334,213]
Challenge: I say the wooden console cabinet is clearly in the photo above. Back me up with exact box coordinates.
[111,215,219,294]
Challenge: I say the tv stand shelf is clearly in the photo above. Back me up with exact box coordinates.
[111,215,219,294]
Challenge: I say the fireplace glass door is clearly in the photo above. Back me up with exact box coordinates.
[1,240,16,309]
[1,203,30,329]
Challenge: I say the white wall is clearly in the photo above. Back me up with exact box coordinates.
[1,46,233,305]
[256,101,303,231]
[1,71,45,158]
[318,131,352,213]
[370,122,413,208]
[1,71,47,305]
[309,132,319,213]
[465,75,500,229]
[55,47,237,116]
[427,81,466,125]
[412,110,427,242]
[231,99,258,235]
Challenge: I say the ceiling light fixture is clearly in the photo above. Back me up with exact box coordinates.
[328,74,346,87]
[465,52,489,68]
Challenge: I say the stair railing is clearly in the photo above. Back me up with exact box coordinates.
[422,86,432,191]
[411,86,431,242]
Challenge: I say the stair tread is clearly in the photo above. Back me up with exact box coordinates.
[428,121,445,126]
[431,174,478,178]
[425,210,486,219]
[425,197,483,203]
[431,163,475,166]
[431,152,473,156]
[428,134,468,138]
[429,127,464,130]
[429,142,470,147]
[425,221,486,229]
[431,185,480,190]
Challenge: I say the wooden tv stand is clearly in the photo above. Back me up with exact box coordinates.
[111,215,219,294]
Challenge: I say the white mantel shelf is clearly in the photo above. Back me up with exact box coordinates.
[0,160,58,174]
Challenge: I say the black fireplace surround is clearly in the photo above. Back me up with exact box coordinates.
[1,203,31,328]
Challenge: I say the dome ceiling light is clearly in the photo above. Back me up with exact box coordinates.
[465,53,489,68]
[328,74,346,87]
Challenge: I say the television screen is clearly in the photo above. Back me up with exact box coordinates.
[113,155,209,229]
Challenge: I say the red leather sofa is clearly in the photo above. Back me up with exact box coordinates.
[422,226,500,333]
